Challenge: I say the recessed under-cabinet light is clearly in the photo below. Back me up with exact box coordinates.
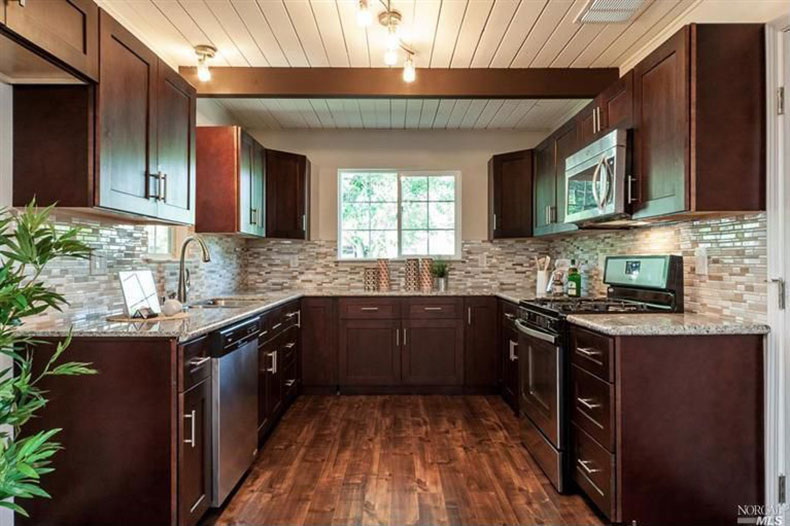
[575,0,646,24]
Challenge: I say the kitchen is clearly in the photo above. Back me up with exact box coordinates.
[0,1,788,525]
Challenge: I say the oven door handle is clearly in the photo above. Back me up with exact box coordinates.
[514,319,558,345]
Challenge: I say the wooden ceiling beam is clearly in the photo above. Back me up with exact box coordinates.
[178,67,619,99]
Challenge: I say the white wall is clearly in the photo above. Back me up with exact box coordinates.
[0,82,11,526]
[249,129,545,241]
[0,83,11,209]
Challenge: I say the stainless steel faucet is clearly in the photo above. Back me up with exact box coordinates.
[177,235,211,305]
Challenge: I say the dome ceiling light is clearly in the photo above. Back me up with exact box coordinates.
[194,44,217,82]
[357,0,417,83]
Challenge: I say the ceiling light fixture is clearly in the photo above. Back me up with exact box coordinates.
[194,44,217,82]
[402,53,416,83]
[356,0,417,83]
[356,0,372,27]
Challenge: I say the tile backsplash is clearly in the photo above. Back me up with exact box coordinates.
[27,211,767,325]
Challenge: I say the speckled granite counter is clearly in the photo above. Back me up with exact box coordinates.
[566,312,770,336]
[15,289,532,342]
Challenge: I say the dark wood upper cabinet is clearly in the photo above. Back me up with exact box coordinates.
[156,61,197,224]
[195,126,264,237]
[13,9,197,224]
[488,149,533,239]
[577,70,634,146]
[553,120,579,229]
[533,120,578,238]
[265,148,310,239]
[3,0,99,80]
[97,10,159,217]
[463,297,498,390]
[178,378,211,526]
[632,24,765,219]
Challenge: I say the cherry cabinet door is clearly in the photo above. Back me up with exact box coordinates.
[266,149,309,239]
[4,0,99,80]
[178,378,211,526]
[97,10,159,217]
[156,61,196,224]
[463,297,498,389]
[402,319,464,386]
[489,149,533,239]
[339,319,400,387]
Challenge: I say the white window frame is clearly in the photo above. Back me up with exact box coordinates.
[143,225,187,262]
[337,169,463,261]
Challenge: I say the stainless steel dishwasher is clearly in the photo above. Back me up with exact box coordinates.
[210,317,259,507]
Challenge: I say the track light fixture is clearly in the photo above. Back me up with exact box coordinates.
[356,0,416,83]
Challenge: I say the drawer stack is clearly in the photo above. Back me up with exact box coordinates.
[569,326,616,520]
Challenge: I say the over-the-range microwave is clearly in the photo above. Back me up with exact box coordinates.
[564,128,632,226]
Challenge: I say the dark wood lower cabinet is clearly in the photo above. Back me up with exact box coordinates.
[402,318,464,386]
[569,326,764,525]
[178,378,212,526]
[463,297,498,391]
[339,318,401,387]
[301,297,338,392]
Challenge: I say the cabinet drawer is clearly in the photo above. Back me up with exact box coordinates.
[283,359,298,401]
[179,336,210,392]
[571,365,615,451]
[572,423,615,521]
[339,298,400,319]
[570,326,614,381]
[405,297,461,319]
[280,326,299,366]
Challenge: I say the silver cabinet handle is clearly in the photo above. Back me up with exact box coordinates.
[360,307,379,311]
[286,311,299,318]
[578,459,601,475]
[396,328,400,346]
[577,397,602,410]
[302,214,307,232]
[627,175,637,204]
[592,107,598,134]
[504,312,515,320]
[184,409,196,448]
[493,213,497,229]
[468,307,472,326]
[271,322,282,331]
[159,172,167,202]
[250,207,258,225]
[575,347,602,357]
[424,307,442,311]
[189,494,205,514]
[403,328,407,346]
[187,355,211,372]
[284,342,295,349]
[285,379,296,387]
[508,340,518,362]
[267,351,277,374]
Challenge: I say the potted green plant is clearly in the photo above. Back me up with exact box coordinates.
[431,260,449,292]
[0,202,96,518]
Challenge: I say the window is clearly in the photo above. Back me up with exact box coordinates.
[144,225,176,258]
[338,170,460,260]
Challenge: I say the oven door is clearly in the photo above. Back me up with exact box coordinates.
[515,319,561,447]
[564,128,628,225]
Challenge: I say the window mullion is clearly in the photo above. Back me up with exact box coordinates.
[397,173,403,259]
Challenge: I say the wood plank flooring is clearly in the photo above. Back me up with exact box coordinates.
[202,395,604,526]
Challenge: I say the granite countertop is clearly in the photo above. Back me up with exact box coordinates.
[566,312,771,337]
[14,288,533,342]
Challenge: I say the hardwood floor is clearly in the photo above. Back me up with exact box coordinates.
[203,395,603,526]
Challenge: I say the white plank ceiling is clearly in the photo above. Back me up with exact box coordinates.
[99,0,700,70]
[202,97,588,130]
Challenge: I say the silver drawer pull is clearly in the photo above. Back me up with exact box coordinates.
[577,397,602,410]
[187,356,210,369]
[267,351,278,374]
[284,342,295,349]
[504,313,515,320]
[508,340,518,362]
[285,379,296,387]
[577,459,601,475]
[423,307,442,311]
[360,307,379,311]
[272,322,283,330]
[576,347,602,357]
[184,410,196,448]
[286,311,299,318]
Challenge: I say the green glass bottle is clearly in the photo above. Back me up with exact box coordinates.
[567,259,581,298]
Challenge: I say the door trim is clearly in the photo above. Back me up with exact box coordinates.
[766,15,790,522]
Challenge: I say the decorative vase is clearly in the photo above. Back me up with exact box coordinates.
[405,259,420,291]
[377,259,390,292]
[419,258,433,292]
[434,277,448,292]
[363,267,379,292]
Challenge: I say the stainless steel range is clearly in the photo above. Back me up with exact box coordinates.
[515,255,683,493]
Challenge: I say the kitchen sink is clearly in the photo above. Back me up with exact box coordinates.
[190,298,260,309]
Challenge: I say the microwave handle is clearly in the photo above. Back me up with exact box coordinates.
[591,156,604,208]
